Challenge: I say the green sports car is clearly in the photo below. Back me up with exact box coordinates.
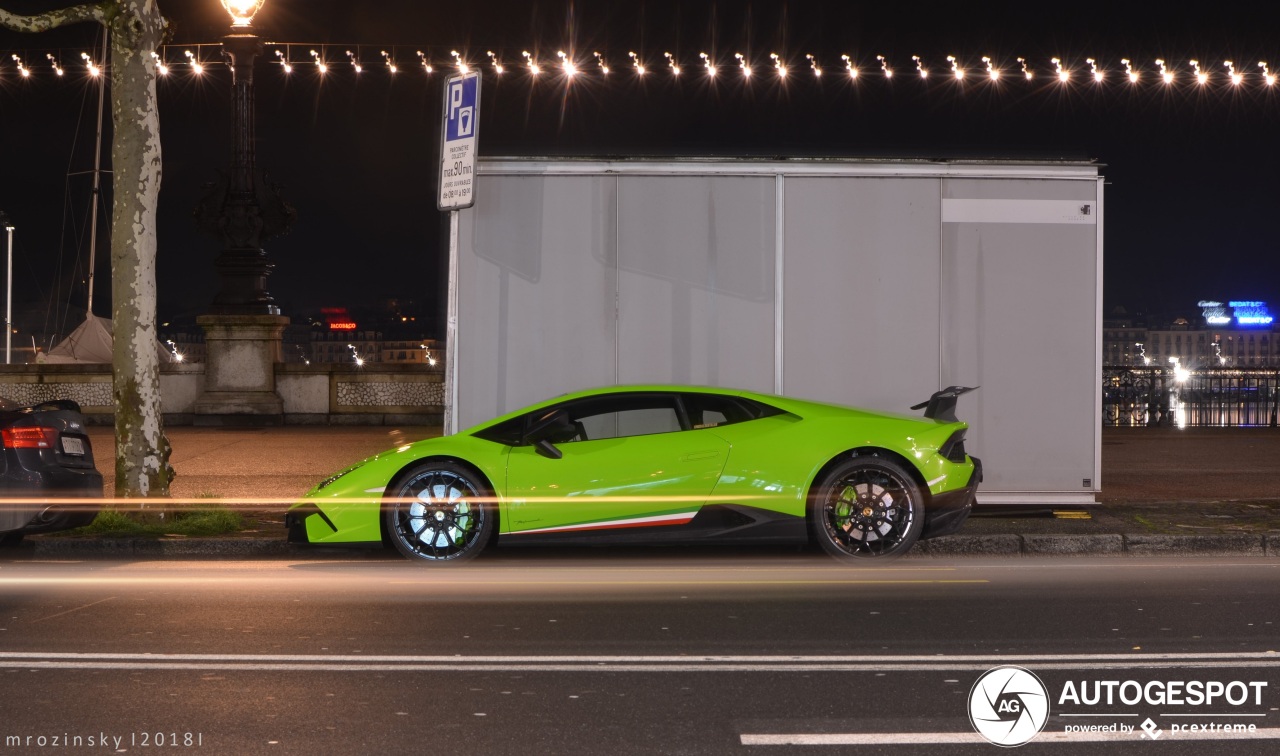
[286,385,981,562]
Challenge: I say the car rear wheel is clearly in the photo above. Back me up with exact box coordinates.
[810,455,925,560]
[383,462,494,563]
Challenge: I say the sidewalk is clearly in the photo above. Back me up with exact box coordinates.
[14,425,1280,558]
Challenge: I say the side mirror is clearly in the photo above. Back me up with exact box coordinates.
[532,438,563,460]
[524,408,572,460]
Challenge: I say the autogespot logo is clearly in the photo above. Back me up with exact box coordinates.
[969,666,1051,747]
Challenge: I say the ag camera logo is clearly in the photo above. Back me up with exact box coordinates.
[969,666,1050,747]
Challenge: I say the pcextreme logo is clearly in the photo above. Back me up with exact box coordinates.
[968,666,1051,747]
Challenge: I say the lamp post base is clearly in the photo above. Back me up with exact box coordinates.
[193,314,288,425]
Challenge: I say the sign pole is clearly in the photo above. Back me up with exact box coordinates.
[437,70,480,434]
[444,209,460,435]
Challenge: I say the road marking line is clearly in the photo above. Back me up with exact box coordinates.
[4,661,1280,673]
[0,652,1277,673]
[1,652,1276,662]
[741,729,1280,745]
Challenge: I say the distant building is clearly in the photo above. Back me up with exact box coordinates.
[1104,300,1280,368]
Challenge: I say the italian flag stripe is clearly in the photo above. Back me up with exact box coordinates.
[510,510,699,536]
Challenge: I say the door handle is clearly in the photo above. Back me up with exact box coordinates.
[680,450,721,462]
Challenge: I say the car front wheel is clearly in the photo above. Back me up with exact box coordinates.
[384,462,494,563]
[810,455,925,561]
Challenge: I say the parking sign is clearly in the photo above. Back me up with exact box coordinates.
[438,71,481,210]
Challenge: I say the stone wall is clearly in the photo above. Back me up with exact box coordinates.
[0,363,443,426]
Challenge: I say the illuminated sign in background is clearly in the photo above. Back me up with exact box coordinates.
[1199,300,1273,327]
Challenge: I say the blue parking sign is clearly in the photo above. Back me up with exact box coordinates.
[445,75,478,141]
[438,71,481,210]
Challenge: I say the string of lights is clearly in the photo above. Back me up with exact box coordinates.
[3,46,1280,91]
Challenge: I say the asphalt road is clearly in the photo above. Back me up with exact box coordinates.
[0,551,1277,755]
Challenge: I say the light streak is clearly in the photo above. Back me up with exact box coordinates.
[523,50,539,76]
[594,51,608,75]
[807,54,821,77]
[700,52,715,78]
[1052,57,1069,82]
[841,54,858,80]
[770,52,786,78]
[1122,58,1137,84]
[183,50,201,76]
[451,49,468,74]
[1157,58,1173,84]
[150,51,168,76]
[381,50,397,74]
[46,53,63,76]
[347,50,362,74]
[735,52,750,78]
[912,54,928,79]
[982,56,998,81]
[1260,61,1276,86]
[1225,60,1242,86]
[310,49,327,75]
[628,51,645,75]
[416,50,433,74]
[11,54,28,78]
[665,52,680,76]
[1087,58,1103,83]
[1191,59,1207,85]
[948,55,964,81]
[488,50,503,75]
[1018,56,1032,80]
[878,54,893,78]
[276,49,293,74]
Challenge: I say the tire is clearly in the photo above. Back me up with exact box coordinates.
[809,454,925,561]
[0,532,24,548]
[383,461,494,563]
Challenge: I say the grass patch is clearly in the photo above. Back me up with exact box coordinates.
[70,506,245,538]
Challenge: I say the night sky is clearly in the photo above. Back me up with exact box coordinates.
[4,0,1280,339]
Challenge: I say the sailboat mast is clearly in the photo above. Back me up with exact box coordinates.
[85,25,108,317]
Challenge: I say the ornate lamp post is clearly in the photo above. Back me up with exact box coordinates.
[196,0,294,313]
[192,0,294,424]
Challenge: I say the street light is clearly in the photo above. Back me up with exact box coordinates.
[221,0,265,27]
[195,0,294,315]
[0,211,11,365]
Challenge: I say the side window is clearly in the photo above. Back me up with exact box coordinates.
[681,393,777,429]
[564,394,685,442]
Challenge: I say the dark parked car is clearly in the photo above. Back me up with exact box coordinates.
[0,399,103,545]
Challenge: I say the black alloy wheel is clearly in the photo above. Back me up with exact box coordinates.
[810,455,925,561]
[384,462,494,563]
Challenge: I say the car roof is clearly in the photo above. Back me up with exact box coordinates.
[461,384,928,435]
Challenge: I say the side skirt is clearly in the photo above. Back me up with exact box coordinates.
[499,504,807,547]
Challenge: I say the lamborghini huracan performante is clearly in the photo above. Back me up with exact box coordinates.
[287,385,981,563]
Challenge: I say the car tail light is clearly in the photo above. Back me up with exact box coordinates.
[2,427,60,449]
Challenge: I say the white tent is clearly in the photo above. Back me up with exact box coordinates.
[42,315,174,364]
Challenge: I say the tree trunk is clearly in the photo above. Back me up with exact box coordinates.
[1,1,174,499]
[106,1,173,499]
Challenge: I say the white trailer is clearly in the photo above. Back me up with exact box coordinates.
[450,157,1102,506]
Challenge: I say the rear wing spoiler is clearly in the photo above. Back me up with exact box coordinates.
[910,386,978,423]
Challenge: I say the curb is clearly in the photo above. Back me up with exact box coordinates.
[25,538,303,559]
[916,533,1275,557]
